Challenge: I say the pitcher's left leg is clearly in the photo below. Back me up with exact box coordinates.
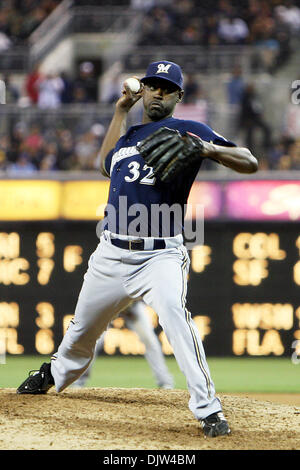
[127,301,174,389]
[142,248,222,421]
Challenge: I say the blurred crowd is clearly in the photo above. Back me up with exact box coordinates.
[1,62,300,173]
[182,68,300,171]
[137,0,300,45]
[0,0,300,173]
[136,0,300,72]
[3,61,100,106]
[0,0,62,50]
[1,0,300,55]
[225,65,300,171]
[0,120,107,173]
[1,69,300,173]
[0,58,116,174]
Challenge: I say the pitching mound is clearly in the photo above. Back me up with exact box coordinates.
[0,388,299,450]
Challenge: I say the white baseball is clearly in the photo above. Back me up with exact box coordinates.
[124,77,141,94]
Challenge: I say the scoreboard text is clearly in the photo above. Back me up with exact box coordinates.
[0,221,299,357]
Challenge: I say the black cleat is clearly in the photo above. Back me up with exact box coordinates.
[17,362,54,395]
[201,412,231,437]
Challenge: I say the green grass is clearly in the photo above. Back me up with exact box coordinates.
[1,355,300,393]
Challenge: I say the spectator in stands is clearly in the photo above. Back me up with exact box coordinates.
[181,18,203,45]
[202,14,219,46]
[136,15,155,46]
[0,7,12,49]
[0,135,9,171]
[267,137,288,169]
[23,124,44,154]
[130,0,155,11]
[183,74,200,104]
[37,71,65,109]
[0,0,61,44]
[137,7,175,46]
[25,63,43,105]
[0,31,11,51]
[277,154,292,170]
[226,65,245,105]
[2,74,19,103]
[272,29,292,72]
[217,12,249,44]
[288,138,300,169]
[60,71,74,104]
[226,65,246,135]
[56,129,75,170]
[0,8,10,36]
[253,29,280,72]
[22,123,45,167]
[267,135,300,170]
[7,152,37,174]
[239,82,272,153]
[39,142,58,171]
[8,122,26,163]
[73,62,98,103]
[72,85,89,104]
[39,154,57,171]
[169,0,197,39]
[275,0,300,33]
[0,151,7,171]
[102,74,122,104]
[243,0,263,26]
[247,5,282,71]
[19,6,48,38]
[74,129,99,170]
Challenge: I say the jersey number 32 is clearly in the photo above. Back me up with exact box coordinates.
[125,161,156,186]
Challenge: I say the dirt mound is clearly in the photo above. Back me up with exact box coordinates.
[0,388,299,450]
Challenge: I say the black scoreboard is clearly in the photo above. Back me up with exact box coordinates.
[0,221,299,357]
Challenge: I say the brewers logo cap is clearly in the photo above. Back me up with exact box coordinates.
[141,61,184,90]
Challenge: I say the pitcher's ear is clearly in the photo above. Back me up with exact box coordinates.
[177,90,184,102]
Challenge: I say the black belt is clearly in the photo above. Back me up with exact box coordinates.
[110,238,166,251]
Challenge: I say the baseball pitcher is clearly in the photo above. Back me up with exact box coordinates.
[17,60,258,437]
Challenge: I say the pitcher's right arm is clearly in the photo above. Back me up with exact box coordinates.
[98,81,143,177]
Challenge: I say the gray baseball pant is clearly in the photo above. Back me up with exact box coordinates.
[51,231,222,420]
[73,300,174,388]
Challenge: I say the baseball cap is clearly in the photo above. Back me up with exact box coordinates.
[141,61,184,90]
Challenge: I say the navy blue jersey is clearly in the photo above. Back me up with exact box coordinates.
[102,117,236,237]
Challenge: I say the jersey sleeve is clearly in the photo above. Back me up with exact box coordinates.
[211,130,236,148]
[184,121,237,148]
[103,149,114,177]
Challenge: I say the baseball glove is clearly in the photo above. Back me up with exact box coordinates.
[137,127,205,182]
